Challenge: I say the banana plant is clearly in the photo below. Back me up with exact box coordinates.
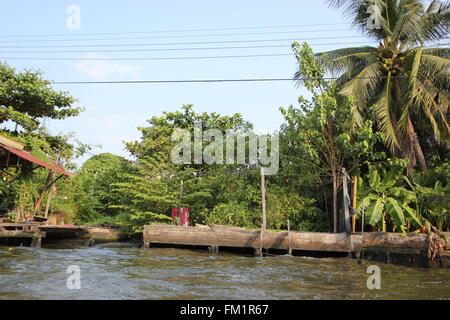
[357,160,422,233]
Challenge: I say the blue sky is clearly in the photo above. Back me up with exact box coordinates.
[0,0,373,165]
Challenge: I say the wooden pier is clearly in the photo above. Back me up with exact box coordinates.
[144,224,450,268]
[0,223,126,248]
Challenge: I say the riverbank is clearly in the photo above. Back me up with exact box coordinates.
[2,222,448,268]
[0,223,136,248]
[144,224,450,268]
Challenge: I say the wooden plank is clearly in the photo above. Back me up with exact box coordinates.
[0,223,88,231]
[0,230,46,238]
[144,224,360,252]
[144,224,434,254]
[361,233,429,250]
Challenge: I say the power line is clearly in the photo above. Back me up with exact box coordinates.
[0,29,357,43]
[0,23,348,38]
[0,36,372,49]
[1,53,294,61]
[2,42,445,60]
[0,42,370,54]
[51,75,450,85]
[0,44,306,54]
[2,41,444,55]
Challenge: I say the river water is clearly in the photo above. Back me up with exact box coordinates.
[0,243,449,300]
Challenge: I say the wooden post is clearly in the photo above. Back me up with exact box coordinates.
[359,206,366,264]
[177,179,183,225]
[31,233,42,248]
[260,167,267,257]
[352,176,358,233]
[287,219,292,256]
[342,168,352,234]
[261,168,267,230]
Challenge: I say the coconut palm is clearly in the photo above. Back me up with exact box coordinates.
[296,0,450,172]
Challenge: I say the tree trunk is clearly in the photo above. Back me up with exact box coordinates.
[408,117,427,171]
[34,172,53,214]
[44,183,56,218]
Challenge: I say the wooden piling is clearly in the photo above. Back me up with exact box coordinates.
[260,168,267,257]
[352,176,358,233]
[342,168,352,234]
[287,219,292,256]
[31,234,42,248]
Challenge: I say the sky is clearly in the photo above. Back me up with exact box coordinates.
[0,0,374,165]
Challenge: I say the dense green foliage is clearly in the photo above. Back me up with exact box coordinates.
[0,0,448,234]
[0,63,87,222]
[311,0,449,173]
[282,43,386,232]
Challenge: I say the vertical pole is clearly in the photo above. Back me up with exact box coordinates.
[342,168,351,234]
[260,168,267,257]
[287,219,292,256]
[178,179,183,226]
[352,176,358,233]
[31,234,42,248]
[261,168,267,231]
[359,207,365,264]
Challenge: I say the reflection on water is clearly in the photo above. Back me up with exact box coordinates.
[0,244,449,300]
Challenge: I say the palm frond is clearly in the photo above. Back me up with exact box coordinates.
[372,72,400,150]
[339,62,384,125]
[316,47,377,77]
[392,0,425,43]
[327,0,390,40]
[399,46,423,132]
[420,54,450,77]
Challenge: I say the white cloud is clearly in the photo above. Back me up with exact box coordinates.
[75,53,139,81]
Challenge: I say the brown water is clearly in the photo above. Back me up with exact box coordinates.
[0,243,449,300]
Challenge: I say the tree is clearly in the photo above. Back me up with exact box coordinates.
[282,43,384,232]
[111,154,177,232]
[115,105,256,231]
[0,63,87,220]
[302,0,450,173]
[72,153,131,224]
[0,62,82,126]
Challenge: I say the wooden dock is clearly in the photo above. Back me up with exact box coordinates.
[0,223,126,248]
[144,224,450,268]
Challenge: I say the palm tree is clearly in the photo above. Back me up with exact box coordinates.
[297,0,449,172]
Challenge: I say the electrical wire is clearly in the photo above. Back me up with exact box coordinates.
[0,22,349,38]
[2,41,444,55]
[0,29,358,43]
[0,36,373,49]
[1,53,295,61]
[50,75,450,85]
